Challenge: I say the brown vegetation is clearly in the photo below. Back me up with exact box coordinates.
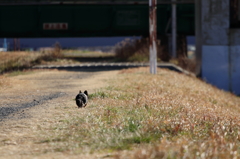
[114,37,196,73]
[0,52,239,158]
[28,67,240,158]
[0,47,63,74]
[114,37,165,62]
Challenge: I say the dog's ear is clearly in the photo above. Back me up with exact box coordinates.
[79,90,82,93]
[84,90,88,96]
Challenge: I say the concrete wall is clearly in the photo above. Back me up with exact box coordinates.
[201,0,240,95]
[230,30,240,95]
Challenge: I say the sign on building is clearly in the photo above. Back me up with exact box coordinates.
[43,23,68,30]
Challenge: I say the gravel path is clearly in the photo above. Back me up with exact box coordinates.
[0,69,119,158]
[0,69,116,124]
[0,92,66,122]
[0,64,192,123]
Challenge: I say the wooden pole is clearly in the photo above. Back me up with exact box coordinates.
[149,0,157,74]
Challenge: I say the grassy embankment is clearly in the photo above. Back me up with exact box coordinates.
[0,50,115,75]
[0,51,40,74]
[0,50,239,158]
[0,50,65,74]
[37,67,240,159]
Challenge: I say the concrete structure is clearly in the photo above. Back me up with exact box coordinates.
[196,0,240,95]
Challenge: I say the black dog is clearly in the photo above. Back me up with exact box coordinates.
[75,90,88,108]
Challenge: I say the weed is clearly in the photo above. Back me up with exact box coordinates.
[126,119,140,132]
[89,90,109,99]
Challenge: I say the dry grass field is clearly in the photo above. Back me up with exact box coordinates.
[41,67,239,159]
[0,64,239,158]
[0,51,40,73]
[1,67,237,158]
[0,49,66,74]
[0,50,115,73]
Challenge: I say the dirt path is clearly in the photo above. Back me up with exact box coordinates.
[0,69,119,158]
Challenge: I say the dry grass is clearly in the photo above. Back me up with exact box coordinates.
[0,70,120,159]
[34,67,240,158]
[169,56,196,74]
[0,51,39,73]
[62,50,115,57]
[0,76,10,89]
[0,49,63,74]
[114,38,164,62]
[114,38,196,73]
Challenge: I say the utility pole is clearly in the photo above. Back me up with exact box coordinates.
[149,0,157,74]
[172,0,177,58]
